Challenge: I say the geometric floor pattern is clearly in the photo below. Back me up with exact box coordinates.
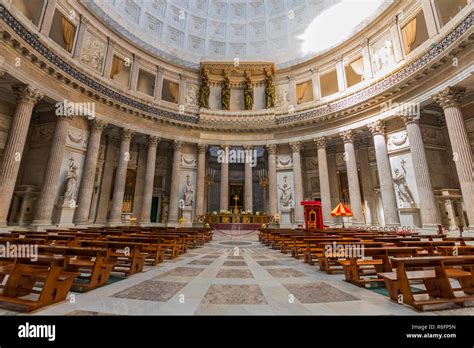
[6,231,473,316]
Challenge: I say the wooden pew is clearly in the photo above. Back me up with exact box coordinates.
[378,256,474,311]
[0,255,77,312]
[399,241,456,255]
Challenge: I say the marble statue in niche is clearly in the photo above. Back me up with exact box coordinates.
[64,158,78,202]
[184,175,194,206]
[278,176,293,207]
[265,74,275,109]
[244,72,253,110]
[392,161,414,205]
[221,74,231,110]
[199,68,210,108]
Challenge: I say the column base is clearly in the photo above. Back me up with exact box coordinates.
[31,220,53,227]
[167,220,178,228]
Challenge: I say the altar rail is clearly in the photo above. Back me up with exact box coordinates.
[205,214,269,224]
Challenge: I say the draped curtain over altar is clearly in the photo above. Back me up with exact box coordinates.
[61,17,76,52]
[402,18,417,54]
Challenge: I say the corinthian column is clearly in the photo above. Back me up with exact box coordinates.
[314,137,332,224]
[220,145,229,211]
[195,144,207,216]
[357,145,378,225]
[266,144,278,216]
[339,130,364,224]
[0,84,43,227]
[139,135,160,224]
[289,141,304,224]
[108,129,134,223]
[74,119,107,224]
[367,120,400,226]
[32,115,73,225]
[244,145,254,212]
[168,141,184,224]
[433,86,473,228]
[400,113,442,229]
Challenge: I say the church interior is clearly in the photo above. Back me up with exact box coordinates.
[0,0,473,323]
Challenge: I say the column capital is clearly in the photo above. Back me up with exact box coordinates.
[314,136,327,149]
[266,144,277,154]
[90,118,108,131]
[197,143,208,153]
[289,141,302,152]
[120,128,135,140]
[147,135,160,146]
[173,140,184,151]
[12,83,43,104]
[339,129,354,144]
[367,120,385,136]
[220,144,229,151]
[432,86,466,109]
[399,114,420,126]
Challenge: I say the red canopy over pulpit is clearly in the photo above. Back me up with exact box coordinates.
[300,201,324,229]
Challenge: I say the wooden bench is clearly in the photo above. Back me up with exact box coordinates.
[378,256,474,311]
[0,255,77,312]
[399,241,456,255]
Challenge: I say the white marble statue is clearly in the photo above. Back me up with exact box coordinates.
[64,158,78,202]
[184,175,194,206]
[278,176,293,207]
[392,167,414,205]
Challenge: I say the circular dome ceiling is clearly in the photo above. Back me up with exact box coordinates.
[84,0,393,69]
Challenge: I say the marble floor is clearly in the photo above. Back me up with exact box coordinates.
[3,231,474,316]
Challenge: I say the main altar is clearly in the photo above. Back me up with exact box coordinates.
[205,194,270,225]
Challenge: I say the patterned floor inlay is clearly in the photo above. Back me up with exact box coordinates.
[222,261,247,266]
[251,255,269,259]
[227,255,244,260]
[266,268,306,278]
[219,241,253,246]
[113,280,186,302]
[201,284,268,304]
[283,282,359,304]
[257,260,282,266]
[66,310,115,316]
[155,267,204,278]
[216,269,254,278]
[201,255,221,259]
[188,259,215,266]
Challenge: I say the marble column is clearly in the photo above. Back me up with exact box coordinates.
[195,144,207,216]
[74,119,107,225]
[357,146,378,225]
[0,84,43,227]
[108,129,134,223]
[314,137,332,224]
[289,141,304,224]
[32,115,72,225]
[400,114,442,229]
[339,130,364,224]
[95,136,118,223]
[168,141,184,224]
[132,144,147,218]
[433,86,473,228]
[266,144,278,216]
[139,135,160,224]
[244,145,253,212]
[220,145,229,211]
[367,120,400,226]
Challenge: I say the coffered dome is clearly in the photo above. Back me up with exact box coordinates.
[84,0,392,69]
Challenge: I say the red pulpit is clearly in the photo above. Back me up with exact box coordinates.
[301,201,324,229]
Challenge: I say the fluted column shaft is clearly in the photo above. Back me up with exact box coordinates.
[267,144,278,216]
[220,145,229,211]
[168,141,183,223]
[74,119,107,224]
[244,146,253,212]
[195,144,207,216]
[402,116,442,228]
[32,116,72,225]
[357,147,378,225]
[140,136,159,223]
[95,137,117,223]
[0,84,43,226]
[315,137,332,224]
[340,130,364,224]
[433,87,473,228]
[108,129,134,223]
[368,121,400,226]
[290,142,304,224]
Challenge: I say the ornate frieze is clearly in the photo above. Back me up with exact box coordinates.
[80,30,106,72]
[276,155,292,169]
[387,130,409,152]
[66,127,89,150]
